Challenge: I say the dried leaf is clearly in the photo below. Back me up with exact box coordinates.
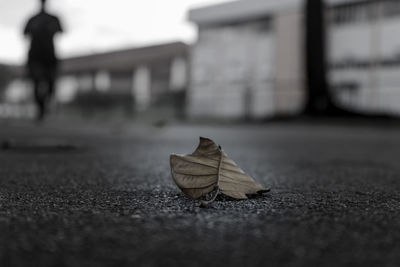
[170,137,269,204]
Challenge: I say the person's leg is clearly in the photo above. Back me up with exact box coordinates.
[41,68,56,117]
[47,76,55,101]
[30,62,48,121]
[33,78,46,120]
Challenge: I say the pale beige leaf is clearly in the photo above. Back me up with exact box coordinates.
[170,137,269,201]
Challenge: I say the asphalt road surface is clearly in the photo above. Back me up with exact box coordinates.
[1,119,400,267]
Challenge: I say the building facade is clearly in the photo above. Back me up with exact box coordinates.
[58,42,188,111]
[188,0,400,119]
[328,0,400,115]
[187,0,304,119]
[3,42,188,113]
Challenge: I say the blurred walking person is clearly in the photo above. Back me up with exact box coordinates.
[24,0,63,120]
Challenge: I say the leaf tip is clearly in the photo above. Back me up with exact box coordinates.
[199,136,212,143]
[169,153,179,163]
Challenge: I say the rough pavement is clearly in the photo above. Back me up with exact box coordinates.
[1,120,400,267]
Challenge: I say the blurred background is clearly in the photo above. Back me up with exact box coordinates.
[1,0,400,122]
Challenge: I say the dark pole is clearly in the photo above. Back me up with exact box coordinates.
[304,0,334,115]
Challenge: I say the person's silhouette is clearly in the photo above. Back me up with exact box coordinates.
[23,0,63,121]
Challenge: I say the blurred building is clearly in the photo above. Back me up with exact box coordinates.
[328,0,400,115]
[188,0,400,119]
[3,0,400,120]
[2,42,188,113]
[58,42,188,111]
[188,0,304,119]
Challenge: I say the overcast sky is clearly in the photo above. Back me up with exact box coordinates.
[0,0,231,64]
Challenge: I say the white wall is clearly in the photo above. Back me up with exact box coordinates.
[169,57,188,92]
[95,71,111,92]
[133,66,151,111]
[56,75,79,103]
[188,19,276,119]
[274,9,305,115]
[3,79,31,103]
